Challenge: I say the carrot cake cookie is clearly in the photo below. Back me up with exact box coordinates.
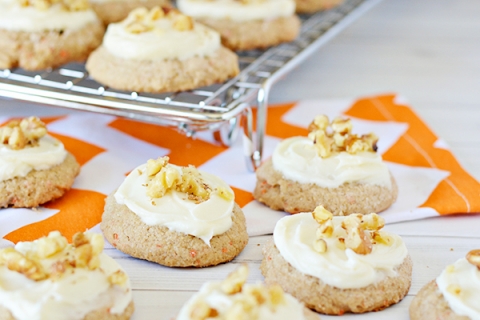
[261,207,412,314]
[176,0,300,50]
[86,7,239,93]
[0,231,134,320]
[253,114,398,215]
[0,116,80,208]
[410,249,480,320]
[101,156,248,267]
[0,0,104,70]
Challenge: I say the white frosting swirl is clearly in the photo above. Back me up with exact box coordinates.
[436,258,480,319]
[177,0,295,22]
[103,17,220,61]
[272,136,392,189]
[273,213,408,289]
[0,0,98,32]
[177,281,307,320]
[0,134,67,182]
[115,164,234,244]
[0,244,132,320]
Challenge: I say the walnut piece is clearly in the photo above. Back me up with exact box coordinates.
[125,7,194,34]
[307,115,379,158]
[466,249,480,269]
[0,248,47,281]
[0,116,47,150]
[221,264,248,295]
[145,157,233,204]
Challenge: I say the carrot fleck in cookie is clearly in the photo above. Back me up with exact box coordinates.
[295,0,343,14]
[90,0,171,25]
[261,207,412,314]
[0,117,80,208]
[0,0,104,70]
[0,231,134,320]
[86,7,239,93]
[253,115,398,215]
[101,156,248,267]
[410,249,480,320]
[177,264,319,320]
[177,0,300,51]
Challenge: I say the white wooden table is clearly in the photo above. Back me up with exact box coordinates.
[2,0,480,319]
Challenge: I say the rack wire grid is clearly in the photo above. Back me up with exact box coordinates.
[0,0,381,170]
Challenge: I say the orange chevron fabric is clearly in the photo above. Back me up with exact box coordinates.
[2,94,479,244]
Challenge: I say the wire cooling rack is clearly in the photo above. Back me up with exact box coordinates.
[0,0,381,170]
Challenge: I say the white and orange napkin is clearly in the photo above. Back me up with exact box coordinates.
[1,94,479,248]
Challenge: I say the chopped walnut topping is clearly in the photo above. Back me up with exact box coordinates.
[0,231,117,282]
[190,300,219,320]
[307,115,379,158]
[0,247,47,281]
[145,157,233,203]
[466,249,480,270]
[108,269,129,287]
[311,206,389,255]
[124,6,194,34]
[189,265,288,319]
[0,116,47,150]
[313,238,327,253]
[16,0,89,11]
[221,264,248,295]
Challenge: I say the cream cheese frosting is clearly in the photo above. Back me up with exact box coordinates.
[177,0,295,22]
[103,13,221,61]
[273,213,408,289]
[0,134,67,182]
[114,163,234,244]
[0,233,132,320]
[0,0,98,32]
[436,258,480,319]
[177,281,307,320]
[272,136,392,189]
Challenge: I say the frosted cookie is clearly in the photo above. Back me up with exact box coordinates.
[261,207,412,314]
[177,0,300,51]
[0,0,104,71]
[0,231,134,320]
[295,0,343,14]
[253,115,397,215]
[86,7,239,93]
[101,156,248,267]
[0,117,80,208]
[177,264,318,320]
[410,249,480,320]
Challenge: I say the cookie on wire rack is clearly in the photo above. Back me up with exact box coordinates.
[0,117,80,208]
[261,207,412,315]
[177,0,300,51]
[101,156,248,267]
[0,0,104,71]
[86,7,239,93]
